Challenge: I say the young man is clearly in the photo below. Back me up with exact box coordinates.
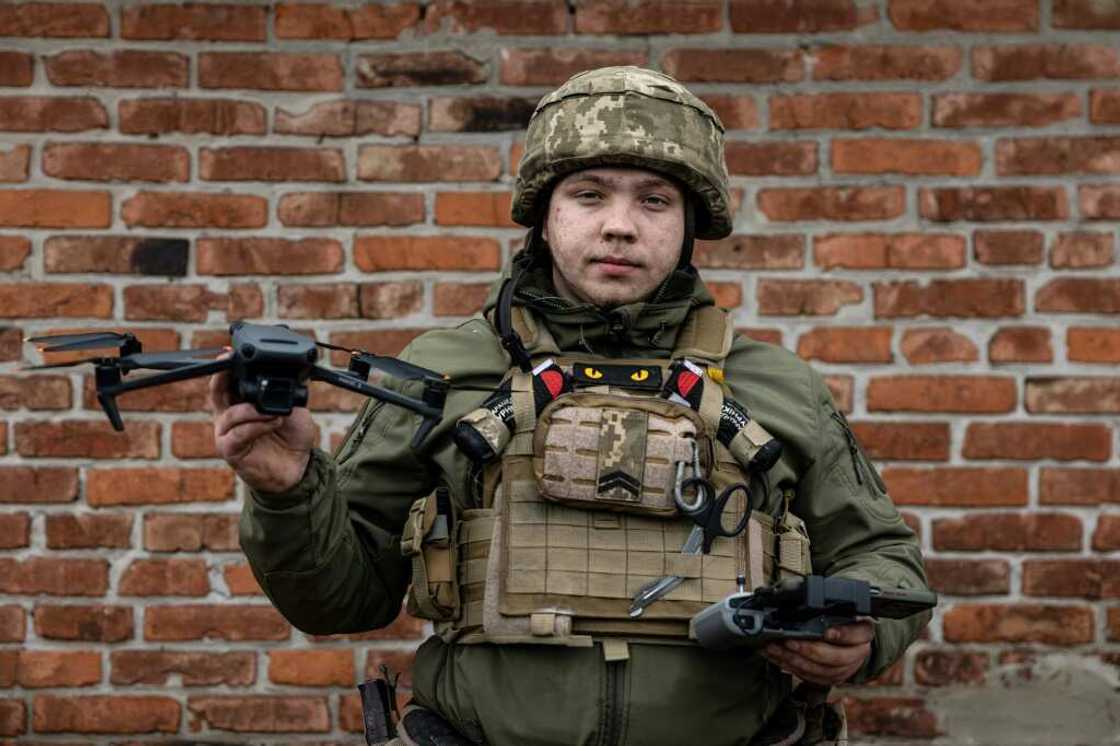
[213,67,929,745]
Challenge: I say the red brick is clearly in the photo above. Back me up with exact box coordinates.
[0,327,20,362]
[17,651,100,688]
[825,375,853,413]
[15,421,157,458]
[197,237,343,275]
[1093,515,1120,551]
[914,651,989,687]
[0,467,78,504]
[359,282,424,319]
[920,186,1068,222]
[842,697,940,739]
[277,283,358,319]
[119,97,265,136]
[365,649,418,686]
[1040,468,1120,505]
[436,191,516,227]
[329,330,425,358]
[974,230,1044,266]
[0,606,25,642]
[278,192,424,227]
[901,328,978,364]
[310,609,426,643]
[275,99,420,138]
[187,695,327,733]
[500,48,646,85]
[43,235,187,275]
[0,51,32,86]
[998,137,1120,176]
[868,375,1018,413]
[358,145,501,182]
[989,326,1052,364]
[707,281,742,309]
[770,92,920,130]
[32,695,179,734]
[1037,278,1120,314]
[121,559,209,597]
[889,0,1037,30]
[355,236,500,272]
[725,141,817,176]
[200,146,344,182]
[934,92,1081,128]
[874,279,1024,319]
[1053,0,1120,29]
[797,327,892,363]
[1081,184,1120,219]
[965,422,1111,462]
[0,557,108,596]
[111,651,255,686]
[275,2,419,39]
[0,698,23,735]
[122,192,266,229]
[145,605,289,642]
[424,0,566,34]
[694,235,803,270]
[756,279,862,316]
[1026,377,1120,415]
[833,139,982,176]
[758,186,904,222]
[0,513,29,549]
[223,563,263,596]
[812,45,961,81]
[45,514,132,550]
[1023,560,1120,598]
[973,44,1120,81]
[433,283,490,317]
[1068,327,1120,363]
[0,190,110,229]
[1091,89,1120,124]
[87,468,234,507]
[33,604,132,642]
[122,284,218,322]
[926,558,1011,595]
[268,650,353,687]
[884,466,1027,506]
[0,146,30,183]
[1109,608,1120,641]
[848,422,950,461]
[730,0,861,31]
[0,376,70,410]
[44,50,187,88]
[814,233,965,270]
[1052,232,1113,269]
[0,4,108,37]
[0,96,107,133]
[356,50,487,88]
[199,52,342,91]
[122,3,265,40]
[934,513,1083,551]
[662,49,803,83]
[0,282,111,317]
[700,95,759,130]
[143,513,239,552]
[576,0,722,34]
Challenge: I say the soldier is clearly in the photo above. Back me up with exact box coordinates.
[212,67,931,745]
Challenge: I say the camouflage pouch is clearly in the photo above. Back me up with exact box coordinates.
[401,489,460,621]
[532,393,712,517]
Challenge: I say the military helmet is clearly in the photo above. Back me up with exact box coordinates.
[512,66,733,241]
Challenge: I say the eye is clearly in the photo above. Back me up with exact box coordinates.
[573,190,602,202]
[643,194,671,208]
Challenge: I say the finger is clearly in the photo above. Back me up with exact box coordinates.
[207,350,234,413]
[784,638,869,669]
[824,620,875,646]
[218,418,283,463]
[768,645,863,686]
[216,402,279,439]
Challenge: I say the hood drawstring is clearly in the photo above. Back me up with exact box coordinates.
[649,321,668,347]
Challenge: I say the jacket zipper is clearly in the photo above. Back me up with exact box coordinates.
[830,411,863,485]
[599,659,625,746]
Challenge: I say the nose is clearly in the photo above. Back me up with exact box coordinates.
[600,200,638,243]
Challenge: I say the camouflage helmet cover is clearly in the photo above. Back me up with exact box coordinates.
[512,66,733,240]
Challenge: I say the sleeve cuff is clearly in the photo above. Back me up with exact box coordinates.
[249,448,331,510]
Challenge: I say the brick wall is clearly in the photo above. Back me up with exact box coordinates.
[1,0,1118,742]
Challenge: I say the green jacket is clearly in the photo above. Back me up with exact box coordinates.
[240,260,930,746]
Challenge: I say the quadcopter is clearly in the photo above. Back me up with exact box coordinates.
[27,322,450,449]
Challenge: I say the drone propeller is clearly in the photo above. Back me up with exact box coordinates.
[24,356,108,370]
[28,331,141,354]
[316,341,446,383]
[24,347,225,372]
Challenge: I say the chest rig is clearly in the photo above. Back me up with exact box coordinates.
[401,304,811,647]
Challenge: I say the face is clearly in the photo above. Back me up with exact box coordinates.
[542,167,685,308]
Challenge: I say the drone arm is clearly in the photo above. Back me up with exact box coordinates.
[309,366,446,448]
[96,358,233,431]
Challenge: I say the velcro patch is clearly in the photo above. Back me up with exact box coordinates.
[572,363,663,391]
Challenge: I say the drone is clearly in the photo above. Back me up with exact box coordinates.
[26,322,450,449]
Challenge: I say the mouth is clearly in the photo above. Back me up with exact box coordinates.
[592,256,640,268]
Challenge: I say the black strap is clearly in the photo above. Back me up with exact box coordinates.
[496,276,533,373]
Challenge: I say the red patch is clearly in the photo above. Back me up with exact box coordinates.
[677,370,700,398]
[540,369,565,399]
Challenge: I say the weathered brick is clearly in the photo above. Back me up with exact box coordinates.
[0,97,107,132]
[0,3,108,37]
[32,695,179,734]
[842,697,940,739]
[577,0,723,34]
[1091,89,1120,124]
[0,376,71,411]
[0,467,78,504]
[358,145,501,182]
[933,513,1083,551]
[759,187,904,222]
[145,605,289,642]
[725,141,817,176]
[812,45,960,81]
[1051,232,1113,269]
[143,513,239,552]
[500,48,646,85]
[701,95,759,130]
[122,3,265,40]
[1036,278,1120,313]
[33,604,132,642]
[122,284,219,322]
[934,93,1081,128]
[1068,327,1120,363]
[275,2,419,39]
[814,233,965,270]
[972,229,1044,267]
[1023,560,1120,598]
[122,192,266,229]
[756,280,862,316]
[965,422,1111,462]
[920,186,1068,222]
[0,513,29,549]
[44,236,189,276]
[277,283,358,319]
[869,376,1016,414]
[197,237,343,275]
[695,235,803,270]
[901,328,978,364]
[1108,608,1120,642]
[0,51,32,86]
[15,421,158,458]
[989,326,1053,364]
[797,327,892,363]
[848,422,950,461]
[874,279,1024,318]
[1040,468,1120,505]
[833,139,982,176]
[45,514,133,550]
[275,99,420,138]
[111,651,255,686]
[1093,515,1120,551]
[424,0,566,34]
[973,44,1120,81]
[998,137,1120,176]
[884,467,1027,506]
[223,562,263,596]
[187,695,327,733]
[200,147,344,182]
[0,145,30,183]
[364,649,418,686]
[770,92,920,130]
[0,605,25,642]
[914,651,989,687]
[359,282,424,319]
[42,142,190,181]
[1053,0,1120,29]
[433,282,490,317]
[0,190,110,228]
[1026,377,1120,414]
[119,97,265,136]
[0,327,21,362]
[279,192,424,228]
[435,192,516,227]
[430,95,536,133]
[0,697,23,736]
[120,559,209,597]
[1081,185,1120,219]
[707,281,742,309]
[17,651,100,688]
[0,282,111,317]
[268,650,353,687]
[825,375,853,413]
[356,51,486,88]
[888,0,1037,30]
[87,468,234,507]
[354,236,500,271]
[44,50,187,88]
[662,49,803,83]
[730,0,861,32]
[0,558,108,596]
[199,52,343,91]
[925,559,1011,595]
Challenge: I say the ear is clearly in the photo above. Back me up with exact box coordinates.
[540,215,549,244]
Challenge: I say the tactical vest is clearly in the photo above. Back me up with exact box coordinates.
[401,305,811,647]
